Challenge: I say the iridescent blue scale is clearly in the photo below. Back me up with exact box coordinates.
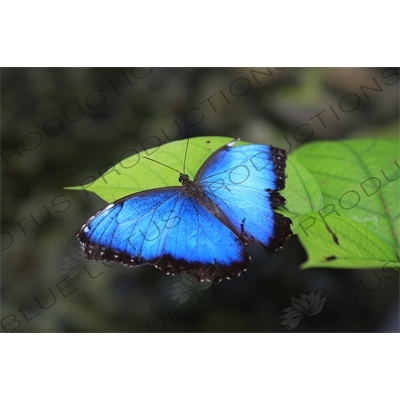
[76,138,292,281]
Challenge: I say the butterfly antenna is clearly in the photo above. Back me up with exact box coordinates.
[143,157,181,174]
[183,138,190,175]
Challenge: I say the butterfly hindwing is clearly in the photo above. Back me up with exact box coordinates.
[77,187,250,280]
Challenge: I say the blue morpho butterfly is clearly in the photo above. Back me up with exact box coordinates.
[76,137,292,282]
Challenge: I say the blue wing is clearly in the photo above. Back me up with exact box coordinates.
[195,139,292,251]
[77,187,250,280]
[77,138,291,281]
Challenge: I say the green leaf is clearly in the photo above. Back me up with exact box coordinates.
[65,136,245,202]
[298,212,400,269]
[280,156,324,234]
[293,139,400,259]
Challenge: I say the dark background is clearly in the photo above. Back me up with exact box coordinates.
[1,67,399,333]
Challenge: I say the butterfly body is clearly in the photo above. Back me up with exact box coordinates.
[77,138,292,282]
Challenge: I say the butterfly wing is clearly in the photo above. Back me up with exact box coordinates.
[195,139,292,251]
[76,187,250,280]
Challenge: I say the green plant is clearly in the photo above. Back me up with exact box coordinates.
[67,136,400,269]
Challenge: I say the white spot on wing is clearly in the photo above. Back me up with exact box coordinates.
[227,137,240,147]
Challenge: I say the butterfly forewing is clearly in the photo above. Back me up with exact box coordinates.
[195,141,292,250]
